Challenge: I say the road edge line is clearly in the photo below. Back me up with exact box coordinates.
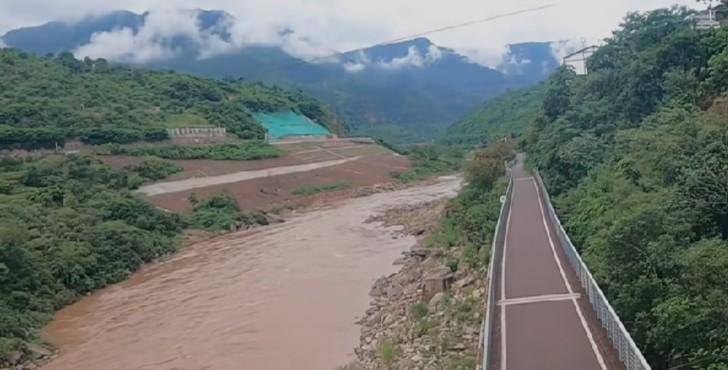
[531,178,607,370]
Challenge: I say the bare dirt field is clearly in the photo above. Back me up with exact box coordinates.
[146,153,409,212]
[100,139,410,212]
[100,139,397,180]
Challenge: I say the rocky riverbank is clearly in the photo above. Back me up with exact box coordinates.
[342,200,487,370]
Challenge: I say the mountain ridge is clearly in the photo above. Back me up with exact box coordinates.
[1,9,561,143]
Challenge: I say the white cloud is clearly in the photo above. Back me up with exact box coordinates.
[0,38,5,48]
[74,9,241,63]
[377,45,443,70]
[342,50,370,73]
[1,0,706,67]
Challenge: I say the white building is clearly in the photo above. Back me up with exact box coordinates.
[563,46,598,76]
[689,8,724,30]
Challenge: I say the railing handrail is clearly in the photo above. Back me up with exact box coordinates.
[533,171,651,370]
[478,175,513,370]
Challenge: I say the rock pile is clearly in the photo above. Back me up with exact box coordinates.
[345,200,487,370]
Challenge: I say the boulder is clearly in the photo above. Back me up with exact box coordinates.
[428,292,446,311]
[453,275,476,289]
[423,266,453,301]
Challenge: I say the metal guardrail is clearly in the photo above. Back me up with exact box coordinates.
[478,176,513,370]
[533,172,651,370]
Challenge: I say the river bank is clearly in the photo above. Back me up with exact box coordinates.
[341,199,488,370]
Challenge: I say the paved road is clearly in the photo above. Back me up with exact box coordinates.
[494,160,617,370]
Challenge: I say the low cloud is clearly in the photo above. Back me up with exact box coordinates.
[4,0,702,68]
[75,9,242,63]
[498,53,533,75]
[342,50,370,73]
[549,40,587,62]
[0,38,6,48]
[377,45,442,70]
[340,45,444,73]
[73,8,348,64]
[72,8,450,71]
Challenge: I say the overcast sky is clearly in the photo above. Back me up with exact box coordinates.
[0,0,704,66]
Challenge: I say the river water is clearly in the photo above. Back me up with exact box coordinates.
[41,178,460,370]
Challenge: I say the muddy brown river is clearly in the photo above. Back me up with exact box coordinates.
[41,178,460,370]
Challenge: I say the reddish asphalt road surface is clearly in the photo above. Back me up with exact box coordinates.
[494,160,618,370]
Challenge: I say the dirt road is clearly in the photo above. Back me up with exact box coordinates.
[136,156,361,196]
[41,177,461,370]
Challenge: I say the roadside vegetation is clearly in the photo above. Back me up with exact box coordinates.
[427,141,514,274]
[520,7,728,369]
[0,50,345,150]
[103,142,283,161]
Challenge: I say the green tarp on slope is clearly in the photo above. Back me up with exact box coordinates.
[253,111,331,140]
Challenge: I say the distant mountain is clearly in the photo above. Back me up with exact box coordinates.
[1,10,560,144]
[2,10,145,55]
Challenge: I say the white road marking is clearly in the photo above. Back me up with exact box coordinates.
[500,184,514,370]
[498,293,581,306]
[531,178,608,370]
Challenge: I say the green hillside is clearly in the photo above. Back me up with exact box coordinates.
[0,50,349,365]
[0,50,345,150]
[523,8,728,369]
[441,84,546,147]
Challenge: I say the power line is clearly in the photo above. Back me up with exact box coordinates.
[369,3,558,49]
[251,3,559,75]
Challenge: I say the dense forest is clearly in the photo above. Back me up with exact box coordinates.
[522,7,728,369]
[0,49,345,150]
[0,155,184,361]
[0,154,260,363]
[442,84,546,147]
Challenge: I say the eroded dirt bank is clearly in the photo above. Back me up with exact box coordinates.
[40,178,460,370]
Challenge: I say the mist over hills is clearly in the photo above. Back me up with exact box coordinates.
[1,9,561,143]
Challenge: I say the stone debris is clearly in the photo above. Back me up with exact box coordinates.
[348,199,487,369]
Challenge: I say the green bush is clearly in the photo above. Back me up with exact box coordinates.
[377,339,397,368]
[409,302,429,320]
[392,144,464,183]
[0,155,183,360]
[126,158,183,182]
[291,182,350,196]
[188,192,269,232]
[424,142,513,273]
[121,142,282,161]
